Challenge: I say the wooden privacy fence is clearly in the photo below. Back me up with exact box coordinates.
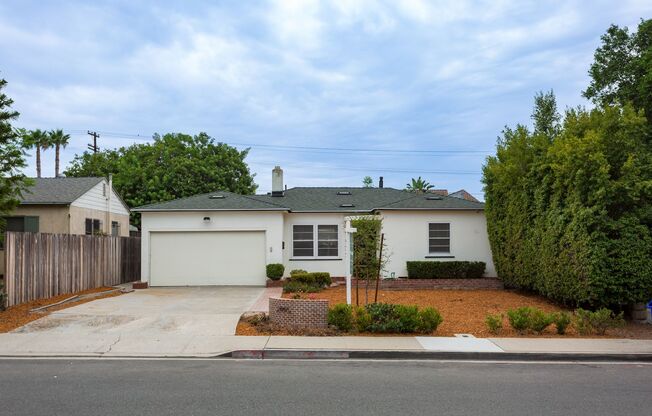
[3,232,141,307]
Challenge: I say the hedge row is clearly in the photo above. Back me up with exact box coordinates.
[406,261,486,279]
[483,97,652,307]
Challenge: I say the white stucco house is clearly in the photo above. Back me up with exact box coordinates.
[133,167,495,286]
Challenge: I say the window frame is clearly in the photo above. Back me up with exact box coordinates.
[291,224,340,259]
[85,218,103,235]
[428,222,451,254]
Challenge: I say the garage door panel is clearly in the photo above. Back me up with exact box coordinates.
[150,231,266,286]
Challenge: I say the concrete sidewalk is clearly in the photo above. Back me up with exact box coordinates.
[0,332,651,359]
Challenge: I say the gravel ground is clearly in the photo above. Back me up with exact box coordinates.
[237,286,652,338]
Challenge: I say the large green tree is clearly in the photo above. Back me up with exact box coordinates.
[65,132,258,225]
[584,19,652,120]
[0,78,30,230]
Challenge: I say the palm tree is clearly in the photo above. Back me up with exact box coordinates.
[22,129,51,178]
[49,129,70,177]
[405,176,434,193]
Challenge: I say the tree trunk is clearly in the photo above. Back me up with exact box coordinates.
[36,147,41,178]
[55,145,60,177]
[374,234,384,303]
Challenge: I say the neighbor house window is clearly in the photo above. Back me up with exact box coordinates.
[293,224,339,257]
[85,218,102,235]
[429,223,450,253]
[111,221,119,236]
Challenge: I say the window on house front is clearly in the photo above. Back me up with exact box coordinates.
[429,223,450,253]
[292,224,339,257]
[85,218,102,235]
[111,221,119,236]
[318,225,338,256]
[292,225,314,257]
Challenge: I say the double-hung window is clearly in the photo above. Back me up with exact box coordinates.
[293,224,339,257]
[428,223,450,253]
[85,218,102,235]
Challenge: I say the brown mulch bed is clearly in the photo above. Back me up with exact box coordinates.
[0,287,122,333]
[235,286,652,338]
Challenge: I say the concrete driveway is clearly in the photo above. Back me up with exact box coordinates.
[0,287,270,357]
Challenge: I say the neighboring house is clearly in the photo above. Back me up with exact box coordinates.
[0,177,130,276]
[133,167,495,287]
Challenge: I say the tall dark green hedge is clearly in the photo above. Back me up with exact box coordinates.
[483,99,652,308]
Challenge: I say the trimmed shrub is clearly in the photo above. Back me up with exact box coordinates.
[290,269,307,277]
[507,307,533,334]
[290,273,316,285]
[291,272,331,288]
[552,312,572,335]
[575,308,625,335]
[529,309,553,334]
[311,272,332,288]
[266,263,285,280]
[418,307,444,333]
[485,313,503,334]
[406,261,486,279]
[396,305,420,333]
[328,304,354,331]
[282,281,321,294]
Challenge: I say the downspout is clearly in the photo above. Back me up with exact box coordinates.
[106,174,112,235]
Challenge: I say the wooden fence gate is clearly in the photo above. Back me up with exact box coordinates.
[3,231,141,307]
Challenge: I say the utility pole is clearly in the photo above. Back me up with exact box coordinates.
[87,131,100,153]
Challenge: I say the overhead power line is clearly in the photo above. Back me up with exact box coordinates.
[68,130,492,155]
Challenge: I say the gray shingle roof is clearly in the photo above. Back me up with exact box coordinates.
[19,177,105,205]
[133,187,484,212]
[134,191,287,211]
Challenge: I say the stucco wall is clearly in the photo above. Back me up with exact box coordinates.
[379,210,496,278]
[282,212,348,277]
[69,206,129,236]
[139,210,285,283]
[9,205,70,234]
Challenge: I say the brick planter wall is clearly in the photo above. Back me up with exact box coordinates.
[332,277,503,290]
[268,297,329,329]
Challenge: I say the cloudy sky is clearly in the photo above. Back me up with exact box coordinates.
[1,1,650,197]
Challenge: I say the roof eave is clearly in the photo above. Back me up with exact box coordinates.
[133,208,289,213]
[375,207,484,211]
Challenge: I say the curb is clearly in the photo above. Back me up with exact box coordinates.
[227,349,652,362]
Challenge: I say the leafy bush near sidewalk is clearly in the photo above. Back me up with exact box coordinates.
[266,263,285,280]
[552,312,572,335]
[0,282,6,311]
[328,303,443,334]
[328,304,354,331]
[575,308,625,335]
[406,261,486,279]
[289,269,307,277]
[485,314,503,334]
[507,307,534,334]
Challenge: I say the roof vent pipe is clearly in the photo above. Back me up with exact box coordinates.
[379,176,384,188]
[272,166,284,197]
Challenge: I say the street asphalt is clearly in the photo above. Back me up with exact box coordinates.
[0,359,650,416]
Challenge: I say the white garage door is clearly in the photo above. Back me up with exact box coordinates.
[149,231,267,286]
